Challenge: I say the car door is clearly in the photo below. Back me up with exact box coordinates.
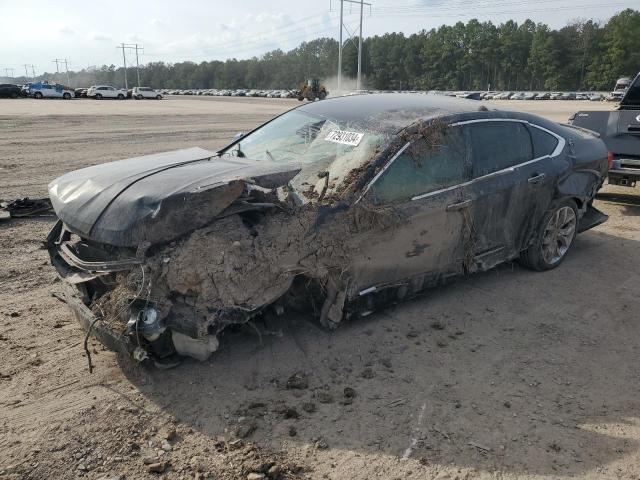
[458,119,562,271]
[349,125,471,295]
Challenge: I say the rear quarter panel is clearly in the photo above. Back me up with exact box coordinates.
[555,124,608,208]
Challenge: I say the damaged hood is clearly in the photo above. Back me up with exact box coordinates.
[49,147,300,247]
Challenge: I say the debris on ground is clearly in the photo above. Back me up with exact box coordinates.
[0,197,53,219]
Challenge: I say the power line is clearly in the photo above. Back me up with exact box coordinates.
[144,19,350,60]
[22,64,36,81]
[53,59,71,85]
[142,10,374,59]
[332,0,372,91]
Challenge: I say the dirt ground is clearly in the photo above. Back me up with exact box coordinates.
[1,96,639,480]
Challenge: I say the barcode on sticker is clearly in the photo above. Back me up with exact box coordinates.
[324,130,364,146]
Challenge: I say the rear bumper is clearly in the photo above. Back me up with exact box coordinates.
[608,167,640,186]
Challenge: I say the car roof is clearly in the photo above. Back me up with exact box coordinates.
[296,93,492,131]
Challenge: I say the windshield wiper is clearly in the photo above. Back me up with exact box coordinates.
[265,150,275,161]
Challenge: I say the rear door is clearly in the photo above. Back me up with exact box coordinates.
[351,125,471,294]
[458,119,564,270]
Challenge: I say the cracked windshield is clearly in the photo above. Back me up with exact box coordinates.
[222,109,385,198]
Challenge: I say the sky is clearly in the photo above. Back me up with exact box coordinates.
[1,0,638,78]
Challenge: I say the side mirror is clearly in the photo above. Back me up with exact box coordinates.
[233,132,245,142]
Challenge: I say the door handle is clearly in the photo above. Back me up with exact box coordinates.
[528,173,546,184]
[446,199,472,211]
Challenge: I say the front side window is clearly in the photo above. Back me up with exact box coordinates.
[467,121,532,178]
[368,126,467,204]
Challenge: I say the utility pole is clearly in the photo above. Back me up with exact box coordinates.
[133,44,143,87]
[53,59,71,85]
[333,0,371,93]
[118,43,144,88]
[23,64,30,79]
[357,0,363,91]
[118,43,128,90]
[338,0,343,92]
[63,59,71,86]
[30,65,36,80]
[4,68,14,80]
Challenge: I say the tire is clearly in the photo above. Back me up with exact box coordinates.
[156,95,162,100]
[519,198,578,271]
[95,93,102,100]
[63,92,71,100]
[34,92,43,99]
[11,92,18,99]
[117,94,124,100]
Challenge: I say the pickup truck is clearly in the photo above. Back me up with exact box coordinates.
[569,72,640,187]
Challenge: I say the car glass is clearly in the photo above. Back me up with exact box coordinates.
[528,125,558,158]
[219,109,385,202]
[467,121,532,177]
[622,79,640,106]
[368,126,467,203]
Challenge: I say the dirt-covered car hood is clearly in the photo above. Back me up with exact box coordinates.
[48,147,300,247]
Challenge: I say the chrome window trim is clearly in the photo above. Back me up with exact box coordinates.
[411,119,565,201]
[360,118,566,204]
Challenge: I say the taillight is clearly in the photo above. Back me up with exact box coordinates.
[607,151,614,170]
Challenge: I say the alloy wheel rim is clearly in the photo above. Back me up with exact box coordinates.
[541,206,576,264]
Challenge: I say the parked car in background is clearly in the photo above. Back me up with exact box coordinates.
[47,94,609,365]
[86,85,127,100]
[0,84,21,98]
[132,87,163,100]
[29,82,74,99]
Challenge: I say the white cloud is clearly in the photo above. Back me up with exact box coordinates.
[92,33,113,43]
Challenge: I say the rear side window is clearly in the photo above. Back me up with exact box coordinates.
[369,126,467,203]
[528,125,559,157]
[467,121,532,178]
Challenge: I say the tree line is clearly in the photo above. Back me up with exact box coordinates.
[13,8,640,92]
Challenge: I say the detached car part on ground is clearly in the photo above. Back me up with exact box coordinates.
[569,71,640,187]
[47,94,609,367]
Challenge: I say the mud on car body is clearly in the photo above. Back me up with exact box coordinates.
[47,94,609,367]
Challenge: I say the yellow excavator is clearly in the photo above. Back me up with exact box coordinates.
[296,78,328,101]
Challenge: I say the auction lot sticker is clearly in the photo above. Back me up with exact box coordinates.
[325,130,364,146]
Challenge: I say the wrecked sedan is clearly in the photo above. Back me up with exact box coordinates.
[47,94,609,366]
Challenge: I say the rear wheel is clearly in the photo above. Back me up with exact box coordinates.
[519,198,578,271]
[156,95,162,100]
[10,91,18,99]
[117,93,124,100]
[63,92,71,100]
[34,92,43,99]
[95,93,102,100]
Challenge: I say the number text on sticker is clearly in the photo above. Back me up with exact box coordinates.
[324,130,364,147]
